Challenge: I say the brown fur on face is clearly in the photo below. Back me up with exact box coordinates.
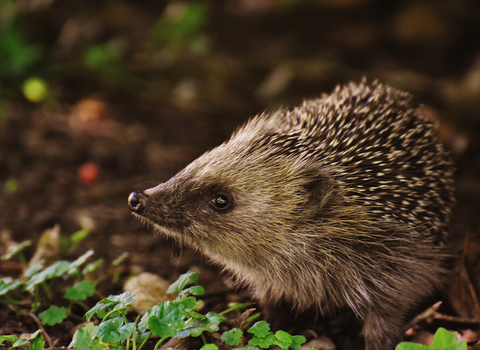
[129,80,455,350]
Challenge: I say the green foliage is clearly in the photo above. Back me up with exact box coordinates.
[246,321,306,350]
[248,332,275,349]
[70,228,91,244]
[4,178,19,193]
[0,237,102,348]
[289,334,307,350]
[29,334,45,350]
[84,43,119,71]
[175,311,222,338]
[73,271,307,350]
[0,330,44,350]
[85,291,137,321]
[23,260,45,279]
[62,228,92,253]
[248,320,271,338]
[151,0,209,54]
[1,240,30,261]
[82,259,103,275]
[141,301,187,337]
[25,261,71,292]
[67,249,95,273]
[1,239,306,350]
[70,323,110,350]
[0,22,43,78]
[396,328,467,350]
[83,42,137,88]
[0,249,96,303]
[65,280,96,301]
[97,318,136,344]
[39,306,68,325]
[76,271,223,349]
[221,328,243,346]
[200,344,218,350]
[24,250,94,293]
[0,278,22,296]
[0,335,20,347]
[166,269,199,293]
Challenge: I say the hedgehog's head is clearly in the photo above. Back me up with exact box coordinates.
[128,111,340,276]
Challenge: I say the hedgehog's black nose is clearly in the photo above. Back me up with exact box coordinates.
[128,191,146,213]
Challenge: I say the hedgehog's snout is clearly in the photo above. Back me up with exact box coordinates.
[128,191,148,214]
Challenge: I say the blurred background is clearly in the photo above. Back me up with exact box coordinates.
[1,0,480,325]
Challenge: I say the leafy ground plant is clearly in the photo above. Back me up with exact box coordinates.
[0,228,306,350]
[0,330,44,350]
[0,228,102,349]
[71,270,307,350]
[396,328,467,350]
[0,234,100,316]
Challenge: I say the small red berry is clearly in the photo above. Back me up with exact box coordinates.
[78,163,100,186]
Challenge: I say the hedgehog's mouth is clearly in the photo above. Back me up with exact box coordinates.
[131,211,197,248]
[151,222,182,240]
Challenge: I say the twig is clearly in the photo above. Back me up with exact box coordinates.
[28,312,54,348]
[404,301,443,331]
[433,312,480,324]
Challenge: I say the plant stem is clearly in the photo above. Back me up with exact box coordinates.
[131,315,141,350]
[32,289,41,311]
[154,337,166,350]
[103,306,127,321]
[137,332,151,350]
[18,253,28,266]
[219,302,252,316]
[41,281,51,300]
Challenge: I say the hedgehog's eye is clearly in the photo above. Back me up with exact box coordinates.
[211,194,229,210]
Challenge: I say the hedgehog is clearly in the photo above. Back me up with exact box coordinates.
[128,80,455,350]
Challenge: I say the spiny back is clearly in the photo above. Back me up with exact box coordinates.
[238,81,455,242]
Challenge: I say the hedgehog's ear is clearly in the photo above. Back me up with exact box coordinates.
[301,169,338,211]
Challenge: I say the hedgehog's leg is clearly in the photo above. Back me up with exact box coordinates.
[363,309,404,350]
[259,297,316,331]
